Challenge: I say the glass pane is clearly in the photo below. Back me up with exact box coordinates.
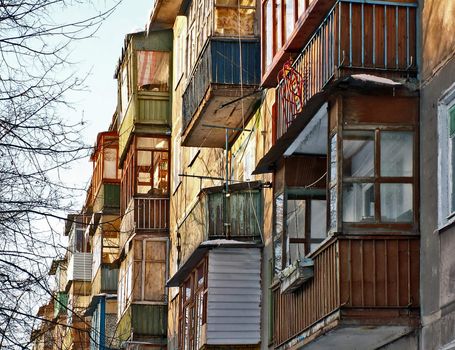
[137,150,151,166]
[311,200,327,239]
[450,105,455,137]
[137,137,169,150]
[153,152,169,194]
[380,184,413,222]
[137,51,169,92]
[329,186,337,230]
[343,183,375,222]
[215,8,255,35]
[330,134,337,183]
[381,132,413,177]
[265,1,273,67]
[103,148,117,179]
[298,0,306,17]
[288,243,305,265]
[452,136,455,213]
[343,131,375,177]
[286,199,305,239]
[285,1,295,40]
[274,237,282,275]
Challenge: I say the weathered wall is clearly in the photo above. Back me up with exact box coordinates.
[420,0,455,348]
[421,0,455,82]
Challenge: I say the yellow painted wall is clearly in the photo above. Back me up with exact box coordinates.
[422,0,455,82]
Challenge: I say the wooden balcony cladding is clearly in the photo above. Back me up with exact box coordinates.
[91,266,119,295]
[339,237,419,309]
[276,0,417,140]
[273,240,339,346]
[272,236,419,347]
[118,92,170,159]
[181,38,261,148]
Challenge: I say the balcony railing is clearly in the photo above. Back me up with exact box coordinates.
[120,197,169,246]
[182,38,261,131]
[272,236,419,346]
[277,0,417,139]
[206,189,262,240]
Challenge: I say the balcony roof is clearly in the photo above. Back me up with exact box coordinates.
[253,75,412,174]
[167,240,262,287]
[147,0,184,30]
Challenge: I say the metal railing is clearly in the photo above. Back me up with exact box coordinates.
[277,0,417,139]
[135,197,169,230]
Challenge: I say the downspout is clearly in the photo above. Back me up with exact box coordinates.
[100,298,106,350]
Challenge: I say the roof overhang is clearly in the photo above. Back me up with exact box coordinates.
[167,240,262,287]
[253,74,415,174]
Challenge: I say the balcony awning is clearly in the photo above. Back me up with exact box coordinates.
[167,240,262,287]
[84,294,117,317]
[253,75,409,174]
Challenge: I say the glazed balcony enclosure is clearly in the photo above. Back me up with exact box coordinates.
[178,0,261,148]
[119,135,170,249]
[263,81,420,348]
[115,30,172,161]
[265,0,417,139]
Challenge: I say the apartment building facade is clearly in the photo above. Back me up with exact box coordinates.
[30,0,455,349]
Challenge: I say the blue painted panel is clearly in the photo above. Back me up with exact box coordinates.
[211,39,260,85]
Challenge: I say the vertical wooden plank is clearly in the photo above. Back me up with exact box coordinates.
[351,3,362,67]
[363,239,375,306]
[363,4,373,67]
[375,4,385,68]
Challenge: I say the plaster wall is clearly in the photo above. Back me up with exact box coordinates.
[420,1,455,345]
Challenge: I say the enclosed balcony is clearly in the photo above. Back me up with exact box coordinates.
[168,243,261,350]
[119,135,170,244]
[115,30,172,160]
[272,236,419,349]
[274,0,417,139]
[116,237,168,345]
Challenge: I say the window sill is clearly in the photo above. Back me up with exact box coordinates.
[438,215,455,234]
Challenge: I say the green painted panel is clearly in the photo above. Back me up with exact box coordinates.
[132,304,167,336]
[138,94,170,125]
[132,29,173,52]
[116,307,132,343]
[54,292,68,318]
[104,184,120,208]
[100,266,119,293]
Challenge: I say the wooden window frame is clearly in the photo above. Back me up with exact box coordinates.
[341,128,417,228]
[179,257,208,350]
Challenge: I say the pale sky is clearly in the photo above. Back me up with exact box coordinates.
[60,0,153,205]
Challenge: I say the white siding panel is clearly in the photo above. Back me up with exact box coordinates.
[67,253,92,282]
[206,247,261,345]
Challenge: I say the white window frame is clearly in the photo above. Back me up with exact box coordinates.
[438,82,455,228]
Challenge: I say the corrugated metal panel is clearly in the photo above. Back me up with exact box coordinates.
[138,93,170,124]
[101,266,119,293]
[68,253,92,281]
[131,304,167,336]
[207,248,261,345]
[211,40,260,85]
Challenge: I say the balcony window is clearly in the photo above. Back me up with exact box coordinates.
[438,85,455,227]
[121,136,169,214]
[274,192,327,274]
[137,51,170,92]
[214,0,256,36]
[342,130,414,224]
[179,259,207,350]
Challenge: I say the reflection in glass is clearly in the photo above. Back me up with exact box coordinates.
[343,183,375,222]
[286,199,305,241]
[381,132,413,177]
[381,184,413,222]
[330,134,337,183]
[311,200,327,239]
[343,131,374,177]
[329,187,337,230]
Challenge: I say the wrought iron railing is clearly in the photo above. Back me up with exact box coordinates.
[276,0,417,139]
